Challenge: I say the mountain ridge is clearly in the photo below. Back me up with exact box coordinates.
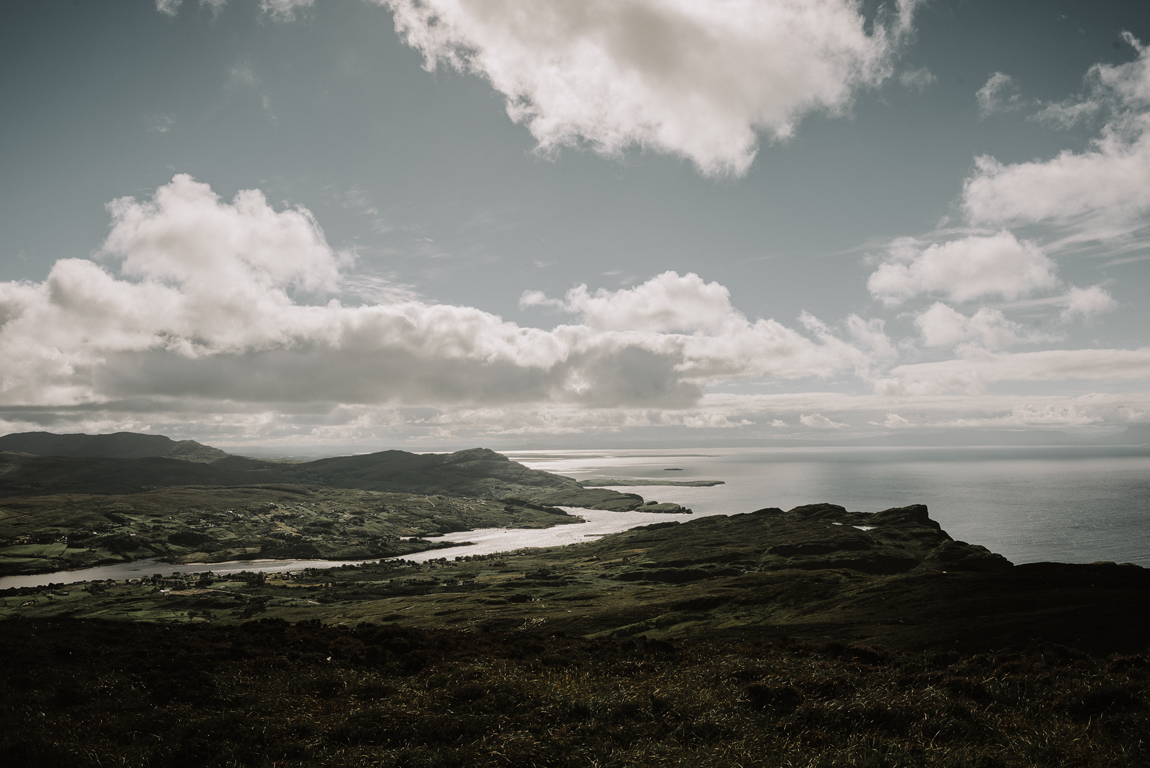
[0,431,229,463]
[0,432,668,512]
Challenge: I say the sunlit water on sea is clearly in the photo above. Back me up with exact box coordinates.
[507,446,1150,568]
[3,445,1148,588]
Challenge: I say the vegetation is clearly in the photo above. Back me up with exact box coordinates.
[5,506,1149,656]
[2,433,1148,765]
[1,616,1146,767]
[0,445,681,512]
[0,485,579,576]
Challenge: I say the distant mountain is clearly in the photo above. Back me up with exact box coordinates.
[0,437,654,511]
[1093,424,1150,446]
[0,431,230,463]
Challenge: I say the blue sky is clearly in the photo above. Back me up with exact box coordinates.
[1,0,1149,450]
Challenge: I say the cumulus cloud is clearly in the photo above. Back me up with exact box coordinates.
[914,303,1051,351]
[522,271,735,333]
[377,0,918,176]
[867,231,1059,306]
[963,34,1150,247]
[0,176,883,417]
[525,275,892,382]
[1060,284,1117,321]
[800,413,846,429]
[876,412,911,428]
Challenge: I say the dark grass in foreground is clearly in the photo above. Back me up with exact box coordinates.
[2,617,1147,767]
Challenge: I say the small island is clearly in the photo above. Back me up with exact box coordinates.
[580,478,726,487]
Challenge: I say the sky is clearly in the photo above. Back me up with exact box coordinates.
[1,0,1149,451]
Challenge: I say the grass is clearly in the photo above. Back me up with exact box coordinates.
[3,496,1149,764]
[0,617,1146,767]
[0,485,583,576]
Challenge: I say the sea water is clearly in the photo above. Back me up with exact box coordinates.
[507,445,1150,567]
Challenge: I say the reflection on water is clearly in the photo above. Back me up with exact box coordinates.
[0,555,385,591]
[398,507,708,562]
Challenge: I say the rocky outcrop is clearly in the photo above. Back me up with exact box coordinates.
[595,503,1012,579]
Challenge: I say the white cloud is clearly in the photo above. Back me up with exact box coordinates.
[899,66,936,93]
[0,176,883,415]
[877,412,911,428]
[868,231,1058,306]
[1060,284,1117,321]
[963,35,1150,247]
[378,0,917,176]
[523,274,889,383]
[800,413,845,429]
[976,72,1022,117]
[524,271,736,333]
[259,0,314,21]
[876,348,1150,396]
[914,302,1051,351]
[155,0,309,19]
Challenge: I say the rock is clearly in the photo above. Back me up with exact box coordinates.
[871,504,941,531]
[598,502,1013,577]
[920,539,1013,572]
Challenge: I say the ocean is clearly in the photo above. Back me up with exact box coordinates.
[507,445,1150,567]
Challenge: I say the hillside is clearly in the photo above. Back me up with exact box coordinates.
[0,437,689,575]
[0,431,230,463]
[0,436,669,512]
[4,503,1148,652]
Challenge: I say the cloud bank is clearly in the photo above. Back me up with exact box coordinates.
[2,171,1141,444]
[378,0,917,175]
[0,176,883,420]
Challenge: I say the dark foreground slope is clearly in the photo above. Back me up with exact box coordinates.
[3,504,1149,767]
[2,610,1147,767]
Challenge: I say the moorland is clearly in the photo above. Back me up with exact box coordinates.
[0,433,687,577]
[1,431,1148,767]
